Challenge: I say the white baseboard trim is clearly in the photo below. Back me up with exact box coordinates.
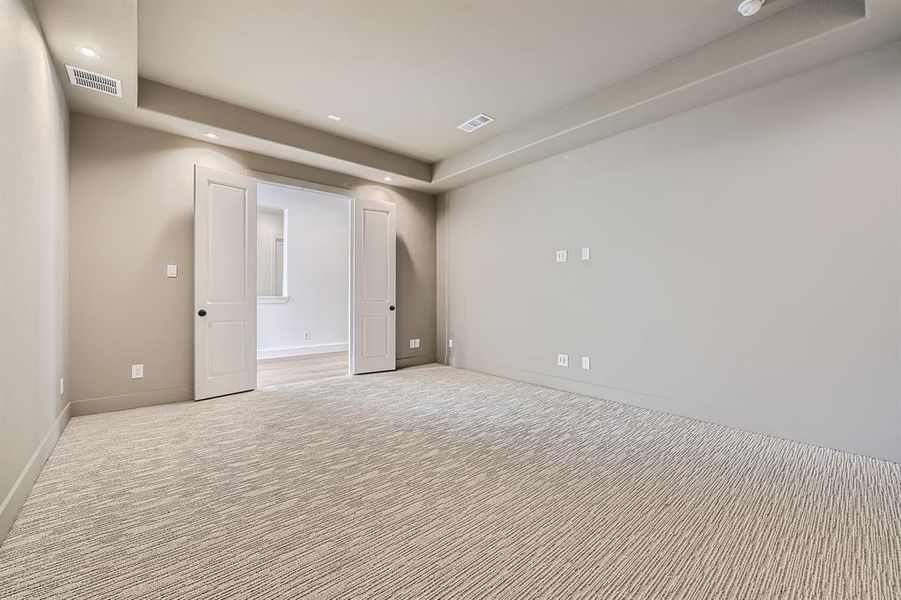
[70,385,193,417]
[455,360,901,463]
[396,354,436,369]
[257,343,348,360]
[0,401,71,544]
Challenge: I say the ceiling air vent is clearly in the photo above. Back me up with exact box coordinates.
[457,113,494,133]
[65,65,122,97]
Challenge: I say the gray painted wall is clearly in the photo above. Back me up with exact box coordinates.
[69,114,436,415]
[438,42,901,462]
[0,0,70,539]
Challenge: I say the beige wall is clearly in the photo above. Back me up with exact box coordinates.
[69,114,436,414]
[438,42,901,462]
[0,0,70,540]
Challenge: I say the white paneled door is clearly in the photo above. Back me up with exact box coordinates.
[352,197,396,374]
[194,166,257,400]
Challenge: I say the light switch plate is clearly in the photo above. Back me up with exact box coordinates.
[581,356,591,370]
[131,364,144,379]
[166,264,178,278]
[581,247,590,261]
[557,353,569,367]
[59,377,64,395]
[555,249,568,263]
[448,339,454,348]
[410,338,421,349]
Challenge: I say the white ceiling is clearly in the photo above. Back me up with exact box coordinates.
[137,0,799,162]
[35,0,900,191]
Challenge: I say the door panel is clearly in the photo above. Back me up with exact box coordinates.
[208,184,249,303]
[208,321,247,376]
[352,198,396,374]
[195,166,257,400]
[362,209,390,300]
[361,315,389,358]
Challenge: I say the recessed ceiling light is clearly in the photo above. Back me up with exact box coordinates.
[77,46,100,59]
[737,0,765,16]
[328,114,342,121]
[383,176,392,182]
[203,132,219,140]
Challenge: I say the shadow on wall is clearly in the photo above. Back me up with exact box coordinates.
[396,236,412,356]
[396,235,432,361]
[397,236,412,305]
[155,209,194,377]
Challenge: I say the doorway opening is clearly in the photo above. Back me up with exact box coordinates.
[194,165,397,401]
[254,179,351,387]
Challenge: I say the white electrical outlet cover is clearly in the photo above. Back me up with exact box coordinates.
[448,339,454,348]
[131,364,144,379]
[410,339,416,348]
[557,353,569,367]
[581,247,590,260]
[581,356,590,370]
[556,249,568,263]
[166,264,178,278]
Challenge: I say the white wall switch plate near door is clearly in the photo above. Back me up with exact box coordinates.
[448,339,454,348]
[557,353,569,367]
[166,264,178,278]
[131,364,144,379]
[556,249,568,263]
[581,247,591,260]
[581,356,591,370]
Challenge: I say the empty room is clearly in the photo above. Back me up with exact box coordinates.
[1,0,899,598]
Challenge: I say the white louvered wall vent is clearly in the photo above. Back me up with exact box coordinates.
[457,113,494,133]
[65,65,122,97]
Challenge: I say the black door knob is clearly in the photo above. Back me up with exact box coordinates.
[198,309,207,317]
[389,305,396,311]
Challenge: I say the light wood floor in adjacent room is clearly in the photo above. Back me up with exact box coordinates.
[257,352,348,387]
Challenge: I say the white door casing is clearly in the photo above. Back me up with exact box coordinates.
[352,197,396,374]
[194,166,258,400]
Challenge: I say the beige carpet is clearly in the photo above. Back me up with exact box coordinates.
[1,365,899,599]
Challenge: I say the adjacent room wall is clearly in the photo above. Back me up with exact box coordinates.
[69,114,436,415]
[257,183,350,359]
[0,0,69,540]
[438,42,901,462]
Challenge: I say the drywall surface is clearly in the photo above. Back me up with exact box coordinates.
[257,183,350,358]
[69,114,435,413]
[0,0,69,540]
[439,42,901,461]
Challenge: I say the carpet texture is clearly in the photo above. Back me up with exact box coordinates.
[1,365,899,599]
